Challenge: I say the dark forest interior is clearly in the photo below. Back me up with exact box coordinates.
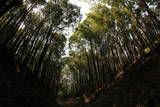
[0,0,160,107]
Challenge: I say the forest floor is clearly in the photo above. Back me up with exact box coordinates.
[88,53,160,107]
[0,47,59,107]
[1,46,160,107]
[56,53,160,107]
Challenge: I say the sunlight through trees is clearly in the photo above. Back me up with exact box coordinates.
[0,0,160,106]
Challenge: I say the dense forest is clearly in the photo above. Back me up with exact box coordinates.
[0,0,160,107]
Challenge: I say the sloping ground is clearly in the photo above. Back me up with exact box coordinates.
[0,47,59,107]
[1,46,160,107]
[86,53,160,107]
[56,53,160,107]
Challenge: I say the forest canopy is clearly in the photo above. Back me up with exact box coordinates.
[0,0,81,96]
[0,0,160,106]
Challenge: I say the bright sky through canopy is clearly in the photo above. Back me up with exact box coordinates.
[35,0,91,22]
[63,0,92,56]
[69,0,91,21]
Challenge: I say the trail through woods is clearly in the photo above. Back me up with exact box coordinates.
[56,52,160,107]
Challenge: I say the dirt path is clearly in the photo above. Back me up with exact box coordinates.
[56,97,80,106]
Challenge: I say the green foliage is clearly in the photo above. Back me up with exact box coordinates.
[67,0,160,96]
[0,0,160,100]
[0,0,81,97]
